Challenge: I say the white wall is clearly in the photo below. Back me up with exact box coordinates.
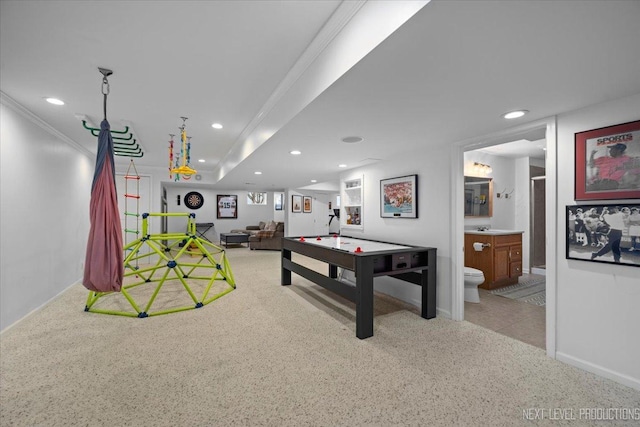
[286,189,324,237]
[1,97,93,331]
[555,93,640,389]
[339,148,453,318]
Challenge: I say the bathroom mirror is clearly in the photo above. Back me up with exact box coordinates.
[464,176,493,217]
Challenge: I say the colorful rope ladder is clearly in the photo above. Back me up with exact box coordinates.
[85,213,236,317]
[123,160,141,268]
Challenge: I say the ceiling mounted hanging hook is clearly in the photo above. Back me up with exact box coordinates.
[98,67,113,120]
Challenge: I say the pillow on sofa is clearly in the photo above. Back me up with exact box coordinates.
[259,221,266,230]
[276,222,284,232]
[265,220,277,231]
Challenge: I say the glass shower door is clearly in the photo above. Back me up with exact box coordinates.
[530,176,546,270]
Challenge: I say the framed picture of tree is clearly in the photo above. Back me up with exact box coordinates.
[247,192,267,205]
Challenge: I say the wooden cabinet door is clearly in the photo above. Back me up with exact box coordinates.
[510,261,522,277]
[509,244,523,278]
[510,245,522,262]
[494,246,510,282]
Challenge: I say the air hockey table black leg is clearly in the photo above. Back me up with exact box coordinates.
[355,256,374,339]
[281,248,292,286]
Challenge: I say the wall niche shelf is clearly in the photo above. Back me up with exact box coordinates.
[341,175,363,230]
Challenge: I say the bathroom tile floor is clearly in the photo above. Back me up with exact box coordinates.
[464,288,545,349]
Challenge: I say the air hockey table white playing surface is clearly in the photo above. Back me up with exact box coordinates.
[300,236,412,253]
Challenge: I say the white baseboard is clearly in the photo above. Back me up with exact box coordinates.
[556,351,640,391]
[436,307,451,319]
[1,279,80,334]
[531,267,546,276]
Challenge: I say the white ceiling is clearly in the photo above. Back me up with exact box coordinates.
[2,0,640,191]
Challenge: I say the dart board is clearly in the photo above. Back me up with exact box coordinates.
[184,191,204,210]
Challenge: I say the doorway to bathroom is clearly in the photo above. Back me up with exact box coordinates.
[455,120,554,352]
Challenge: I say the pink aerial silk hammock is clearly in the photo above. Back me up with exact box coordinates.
[83,119,123,292]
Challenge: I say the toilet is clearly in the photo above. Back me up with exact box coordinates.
[464,267,485,303]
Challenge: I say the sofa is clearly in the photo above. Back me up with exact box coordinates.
[230,221,284,250]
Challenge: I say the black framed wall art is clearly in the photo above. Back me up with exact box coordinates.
[217,195,238,219]
[303,196,312,213]
[380,174,418,218]
[575,120,640,200]
[566,203,640,267]
[292,195,302,213]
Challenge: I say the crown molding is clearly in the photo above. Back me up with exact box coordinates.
[1,91,93,159]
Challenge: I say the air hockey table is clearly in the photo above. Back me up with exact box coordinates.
[281,235,437,339]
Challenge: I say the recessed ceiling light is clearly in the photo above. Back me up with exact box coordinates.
[45,97,64,106]
[338,164,347,168]
[341,136,363,143]
[198,159,205,163]
[310,179,317,183]
[502,110,529,119]
[290,150,301,155]
[254,171,262,175]
[211,123,223,129]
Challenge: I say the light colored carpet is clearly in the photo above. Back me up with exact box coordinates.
[1,250,638,426]
[490,274,546,306]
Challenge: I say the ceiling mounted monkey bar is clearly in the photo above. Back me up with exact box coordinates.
[77,68,144,158]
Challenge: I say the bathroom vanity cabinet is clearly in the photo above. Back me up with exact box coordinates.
[464,231,523,290]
